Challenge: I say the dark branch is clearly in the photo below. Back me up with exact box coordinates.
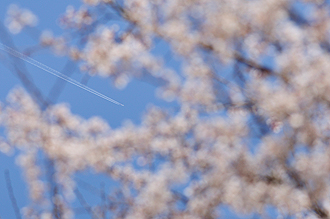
[234,53,273,75]
[5,170,22,219]
[47,60,76,103]
[75,189,95,217]
[0,20,50,109]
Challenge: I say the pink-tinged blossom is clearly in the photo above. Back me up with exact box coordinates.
[4,0,330,218]
[5,4,38,34]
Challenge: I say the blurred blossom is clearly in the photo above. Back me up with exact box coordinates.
[0,138,12,155]
[40,30,54,46]
[59,5,94,29]
[83,0,101,5]
[3,0,330,218]
[5,4,38,34]
[40,30,67,55]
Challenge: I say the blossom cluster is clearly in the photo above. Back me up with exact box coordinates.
[3,0,330,218]
[5,4,38,34]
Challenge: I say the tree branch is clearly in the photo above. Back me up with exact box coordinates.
[5,170,22,219]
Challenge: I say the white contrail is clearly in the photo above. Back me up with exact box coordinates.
[0,42,124,106]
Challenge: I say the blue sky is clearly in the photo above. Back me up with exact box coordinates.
[0,0,177,218]
[0,0,287,218]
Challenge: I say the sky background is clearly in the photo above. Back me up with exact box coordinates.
[0,0,178,218]
[0,0,279,218]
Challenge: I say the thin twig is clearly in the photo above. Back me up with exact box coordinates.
[80,73,91,85]
[47,60,76,103]
[75,189,96,218]
[75,177,101,196]
[234,53,273,75]
[5,170,22,219]
[0,20,50,109]
[101,182,106,219]
[44,159,61,219]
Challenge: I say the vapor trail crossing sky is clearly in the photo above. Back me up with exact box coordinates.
[0,42,124,106]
